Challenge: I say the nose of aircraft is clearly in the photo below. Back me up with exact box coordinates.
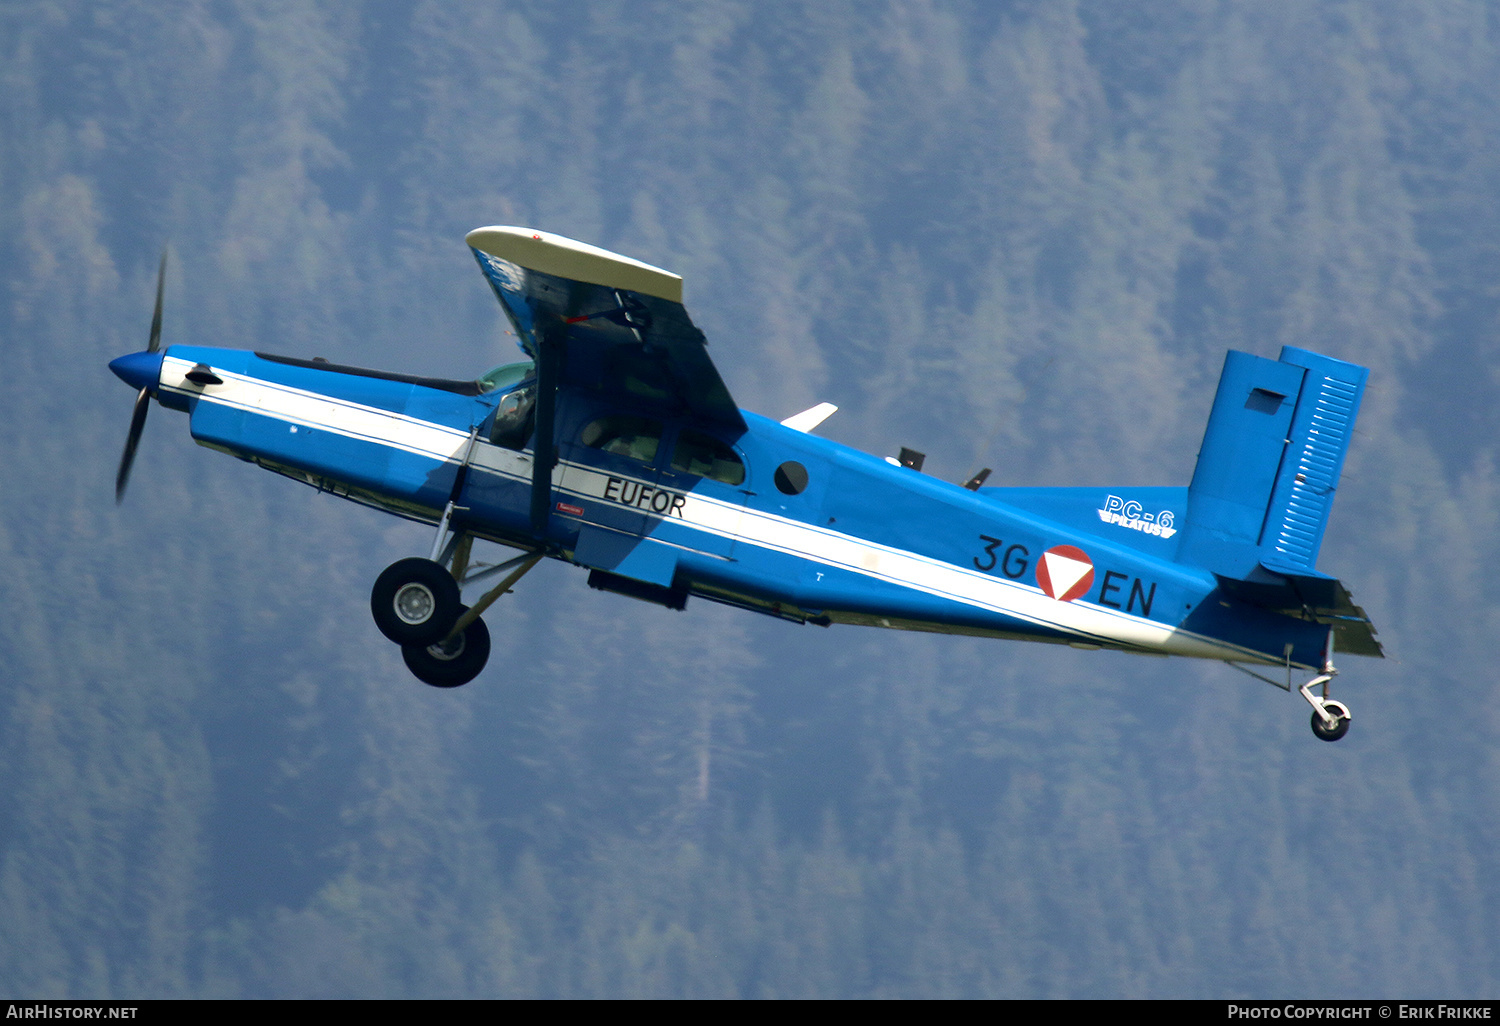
[109,350,164,393]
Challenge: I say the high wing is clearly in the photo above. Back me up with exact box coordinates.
[466,226,745,435]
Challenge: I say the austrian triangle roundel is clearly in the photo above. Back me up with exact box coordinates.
[1037,545,1095,602]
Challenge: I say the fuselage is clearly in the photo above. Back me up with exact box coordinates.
[135,343,1331,670]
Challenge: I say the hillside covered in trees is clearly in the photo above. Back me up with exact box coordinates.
[2,0,1498,997]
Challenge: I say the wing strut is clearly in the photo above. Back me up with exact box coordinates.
[530,322,563,537]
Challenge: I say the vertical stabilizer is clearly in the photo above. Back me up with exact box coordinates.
[1179,347,1368,580]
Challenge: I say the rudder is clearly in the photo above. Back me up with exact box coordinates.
[1259,346,1369,574]
[1179,346,1369,579]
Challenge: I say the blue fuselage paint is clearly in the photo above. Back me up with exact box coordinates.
[145,344,1330,669]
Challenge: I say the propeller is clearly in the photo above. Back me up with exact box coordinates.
[114,250,167,504]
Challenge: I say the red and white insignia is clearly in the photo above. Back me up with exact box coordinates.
[1037,545,1094,602]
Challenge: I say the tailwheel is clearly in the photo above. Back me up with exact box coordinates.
[1310,699,1351,743]
[402,605,490,688]
[1298,668,1351,743]
[371,557,461,647]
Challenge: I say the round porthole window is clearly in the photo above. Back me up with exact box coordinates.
[774,460,809,495]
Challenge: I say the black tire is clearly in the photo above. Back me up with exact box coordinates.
[402,606,490,688]
[370,557,460,647]
[1311,706,1350,742]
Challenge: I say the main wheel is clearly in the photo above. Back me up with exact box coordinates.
[402,606,490,688]
[1311,701,1351,742]
[370,557,460,647]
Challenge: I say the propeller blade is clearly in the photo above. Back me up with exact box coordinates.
[115,386,150,504]
[147,249,166,353]
[117,250,168,504]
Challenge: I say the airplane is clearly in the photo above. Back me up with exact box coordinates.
[110,227,1382,741]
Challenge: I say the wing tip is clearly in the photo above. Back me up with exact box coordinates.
[466,226,683,304]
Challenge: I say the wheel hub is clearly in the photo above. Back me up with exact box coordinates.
[394,583,436,625]
[426,633,466,661]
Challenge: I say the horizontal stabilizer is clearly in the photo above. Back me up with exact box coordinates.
[782,402,838,432]
[1216,569,1384,658]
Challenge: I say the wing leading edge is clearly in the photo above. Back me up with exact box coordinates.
[467,226,745,435]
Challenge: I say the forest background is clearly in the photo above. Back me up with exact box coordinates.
[1,0,1497,998]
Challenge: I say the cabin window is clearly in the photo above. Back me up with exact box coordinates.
[774,461,808,495]
[581,415,663,465]
[671,429,745,486]
[489,380,536,450]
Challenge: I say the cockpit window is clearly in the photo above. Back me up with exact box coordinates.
[478,360,535,394]
[581,415,663,465]
[671,429,745,486]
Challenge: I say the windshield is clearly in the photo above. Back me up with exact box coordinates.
[477,360,535,393]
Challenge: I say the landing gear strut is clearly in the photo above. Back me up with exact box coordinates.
[369,425,547,687]
[1228,633,1354,742]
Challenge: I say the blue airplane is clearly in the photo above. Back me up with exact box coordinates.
[110,227,1381,741]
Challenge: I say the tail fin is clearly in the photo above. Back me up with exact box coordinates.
[1179,346,1369,580]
